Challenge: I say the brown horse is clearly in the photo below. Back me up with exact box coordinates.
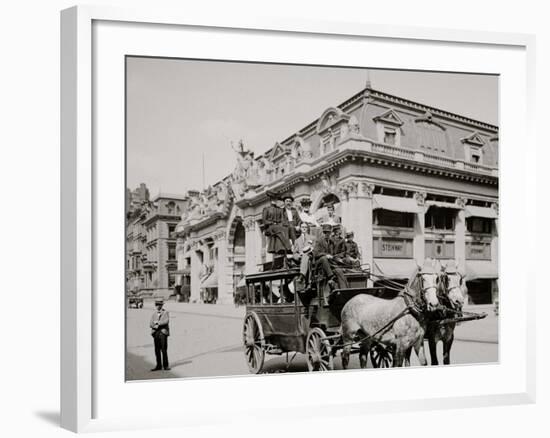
[340,259,440,369]
[425,260,467,365]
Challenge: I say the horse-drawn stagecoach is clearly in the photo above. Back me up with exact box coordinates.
[242,258,486,373]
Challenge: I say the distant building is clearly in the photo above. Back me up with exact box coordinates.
[126,183,150,214]
[175,84,499,305]
[126,188,190,298]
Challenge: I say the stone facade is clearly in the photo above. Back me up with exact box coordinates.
[174,85,499,305]
[126,189,190,298]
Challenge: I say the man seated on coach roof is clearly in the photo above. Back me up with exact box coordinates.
[344,231,361,268]
[292,222,315,287]
[312,223,348,294]
[330,224,346,262]
[281,193,301,244]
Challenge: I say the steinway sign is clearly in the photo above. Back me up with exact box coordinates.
[374,237,413,258]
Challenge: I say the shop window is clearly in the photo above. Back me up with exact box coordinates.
[374,210,414,228]
[466,241,491,260]
[466,217,492,234]
[425,240,455,259]
[425,207,455,231]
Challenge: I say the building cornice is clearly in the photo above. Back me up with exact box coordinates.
[236,146,497,208]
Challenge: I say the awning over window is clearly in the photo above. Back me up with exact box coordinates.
[201,272,218,289]
[373,258,418,280]
[425,200,462,209]
[372,195,422,214]
[465,261,498,280]
[236,277,246,288]
[465,206,498,219]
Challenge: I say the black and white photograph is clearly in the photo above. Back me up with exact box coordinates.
[125,57,499,380]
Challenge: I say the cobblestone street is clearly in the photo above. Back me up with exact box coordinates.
[126,301,498,380]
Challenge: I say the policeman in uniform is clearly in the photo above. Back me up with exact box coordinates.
[150,298,170,371]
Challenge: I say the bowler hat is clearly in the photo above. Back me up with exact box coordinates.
[345,231,354,238]
[282,193,294,201]
[154,298,164,305]
[300,197,312,206]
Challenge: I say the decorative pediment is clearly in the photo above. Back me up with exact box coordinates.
[373,109,404,126]
[316,107,350,133]
[415,110,446,131]
[461,131,486,147]
[268,142,289,161]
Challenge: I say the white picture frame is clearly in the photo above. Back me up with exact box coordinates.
[61,5,536,433]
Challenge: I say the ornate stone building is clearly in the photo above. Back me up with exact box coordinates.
[126,189,190,297]
[175,84,499,305]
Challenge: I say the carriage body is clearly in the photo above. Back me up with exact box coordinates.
[242,262,390,372]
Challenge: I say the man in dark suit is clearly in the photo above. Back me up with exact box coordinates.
[313,224,349,294]
[344,231,361,267]
[281,194,302,243]
[150,298,170,371]
[330,224,346,261]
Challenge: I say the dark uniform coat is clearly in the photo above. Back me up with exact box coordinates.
[262,204,291,254]
[344,240,360,259]
[331,236,346,258]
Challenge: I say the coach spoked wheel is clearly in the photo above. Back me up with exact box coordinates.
[306,327,334,372]
[370,343,393,368]
[243,312,265,374]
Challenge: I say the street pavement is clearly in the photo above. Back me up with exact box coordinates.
[126,301,498,380]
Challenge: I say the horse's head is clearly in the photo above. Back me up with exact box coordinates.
[442,260,467,311]
[417,258,440,311]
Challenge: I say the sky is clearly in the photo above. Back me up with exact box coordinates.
[126,57,498,196]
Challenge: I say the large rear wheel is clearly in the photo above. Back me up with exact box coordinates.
[243,312,265,374]
[370,343,393,368]
[306,327,334,371]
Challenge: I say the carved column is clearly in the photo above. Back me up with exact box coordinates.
[243,218,258,275]
[337,183,350,228]
[189,242,202,302]
[413,191,427,266]
[215,230,233,304]
[347,182,374,278]
[454,197,467,273]
[254,220,263,271]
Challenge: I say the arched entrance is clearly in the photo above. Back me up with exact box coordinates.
[312,192,342,224]
[227,216,246,303]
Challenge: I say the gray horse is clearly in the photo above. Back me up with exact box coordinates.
[425,260,467,365]
[340,258,440,369]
